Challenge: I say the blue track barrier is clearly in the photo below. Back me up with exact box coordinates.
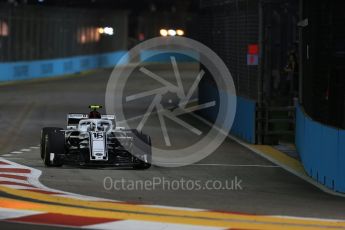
[140,50,199,63]
[339,132,345,191]
[0,49,197,82]
[296,105,345,192]
[0,51,129,82]
[198,80,256,144]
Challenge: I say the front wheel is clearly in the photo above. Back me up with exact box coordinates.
[41,127,62,159]
[43,128,65,167]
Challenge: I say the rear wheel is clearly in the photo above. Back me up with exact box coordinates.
[132,130,152,170]
[43,128,65,167]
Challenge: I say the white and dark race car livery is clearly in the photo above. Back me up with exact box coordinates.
[40,106,151,169]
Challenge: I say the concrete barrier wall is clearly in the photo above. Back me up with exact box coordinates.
[296,105,345,192]
[0,51,129,82]
[198,80,256,144]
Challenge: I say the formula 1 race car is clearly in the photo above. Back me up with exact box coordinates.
[40,105,151,169]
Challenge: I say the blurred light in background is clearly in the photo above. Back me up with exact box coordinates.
[160,29,184,37]
[160,29,168,37]
[77,27,100,44]
[176,29,184,36]
[103,27,114,35]
[0,21,9,37]
[98,27,104,34]
[138,32,145,41]
[98,27,114,36]
[168,29,176,36]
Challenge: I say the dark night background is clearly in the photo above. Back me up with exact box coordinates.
[0,0,344,136]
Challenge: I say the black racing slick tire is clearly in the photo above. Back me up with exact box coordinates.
[132,130,152,170]
[42,128,65,167]
[41,127,62,159]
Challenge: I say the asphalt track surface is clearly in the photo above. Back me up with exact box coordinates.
[0,65,345,229]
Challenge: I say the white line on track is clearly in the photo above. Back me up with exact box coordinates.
[189,112,345,198]
[158,163,280,168]
[20,149,31,152]
[10,151,23,154]
[1,157,22,160]
[30,146,40,149]
[192,163,279,167]
[0,158,23,161]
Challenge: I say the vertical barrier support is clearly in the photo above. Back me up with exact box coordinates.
[320,126,338,188]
